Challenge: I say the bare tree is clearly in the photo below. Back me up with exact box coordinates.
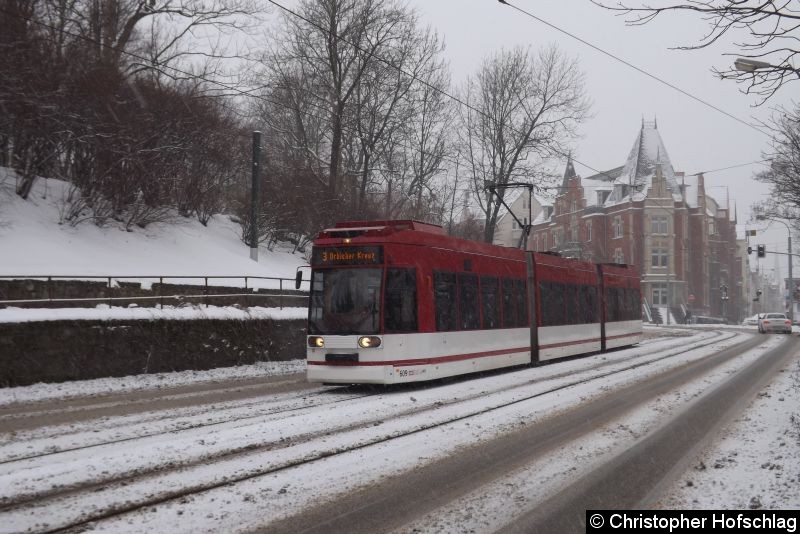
[268,0,406,203]
[1,0,260,206]
[260,0,451,232]
[459,45,590,243]
[753,105,800,222]
[349,22,449,217]
[593,0,800,103]
[402,51,452,220]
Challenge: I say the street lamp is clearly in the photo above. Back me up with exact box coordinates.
[756,215,793,323]
[734,58,774,73]
[735,57,800,80]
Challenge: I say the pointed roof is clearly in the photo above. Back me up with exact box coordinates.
[561,154,577,190]
[611,120,681,203]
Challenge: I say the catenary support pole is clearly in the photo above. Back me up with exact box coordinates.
[250,131,262,262]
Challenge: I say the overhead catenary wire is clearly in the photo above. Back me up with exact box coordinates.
[497,0,772,139]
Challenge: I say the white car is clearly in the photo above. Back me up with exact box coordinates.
[742,314,761,326]
[757,312,792,334]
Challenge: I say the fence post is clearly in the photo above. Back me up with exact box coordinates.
[280,278,283,310]
[245,277,249,308]
[159,277,163,309]
[47,276,52,303]
[204,277,209,308]
[108,277,112,307]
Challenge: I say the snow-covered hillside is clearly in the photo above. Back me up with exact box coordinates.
[0,168,305,283]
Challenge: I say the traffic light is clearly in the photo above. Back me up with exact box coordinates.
[757,245,766,258]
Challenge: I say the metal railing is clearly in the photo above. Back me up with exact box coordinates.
[0,275,309,309]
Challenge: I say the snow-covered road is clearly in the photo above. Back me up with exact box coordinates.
[0,328,798,533]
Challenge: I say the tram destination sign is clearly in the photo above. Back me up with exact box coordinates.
[312,246,383,266]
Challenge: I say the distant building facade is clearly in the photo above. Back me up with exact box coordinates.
[529,120,743,323]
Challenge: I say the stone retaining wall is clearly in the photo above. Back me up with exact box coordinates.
[0,318,306,387]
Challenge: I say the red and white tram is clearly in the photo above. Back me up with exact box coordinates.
[302,220,642,384]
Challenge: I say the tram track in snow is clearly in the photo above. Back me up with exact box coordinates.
[0,387,377,465]
[0,329,720,466]
[0,329,751,532]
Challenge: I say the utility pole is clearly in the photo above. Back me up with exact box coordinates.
[250,131,262,262]
[755,215,793,323]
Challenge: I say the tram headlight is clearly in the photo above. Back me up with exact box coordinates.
[308,336,325,348]
[358,336,382,348]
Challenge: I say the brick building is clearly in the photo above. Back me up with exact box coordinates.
[528,120,743,322]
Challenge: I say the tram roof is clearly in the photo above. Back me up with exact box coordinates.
[314,220,633,276]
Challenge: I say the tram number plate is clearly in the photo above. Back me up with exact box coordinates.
[396,367,427,378]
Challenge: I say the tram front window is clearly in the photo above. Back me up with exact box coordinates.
[309,268,382,335]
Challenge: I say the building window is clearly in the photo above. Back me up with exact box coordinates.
[586,221,592,242]
[709,219,717,235]
[552,229,561,248]
[571,199,577,213]
[651,216,668,235]
[612,216,623,238]
[597,191,609,205]
[614,248,624,264]
[651,247,668,268]
[652,283,668,306]
[570,225,578,243]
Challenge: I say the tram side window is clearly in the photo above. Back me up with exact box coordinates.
[624,288,641,321]
[606,287,622,322]
[481,276,500,329]
[385,269,417,333]
[580,285,599,324]
[459,273,480,330]
[515,279,528,326]
[310,272,324,323]
[434,272,458,331]
[631,288,642,320]
[540,282,566,326]
[621,288,631,321]
[565,284,578,325]
[502,278,516,327]
[605,288,615,322]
